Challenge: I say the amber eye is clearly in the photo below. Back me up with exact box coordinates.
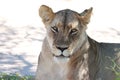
[51,26,58,33]
[70,29,78,35]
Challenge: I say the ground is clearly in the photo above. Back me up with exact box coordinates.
[0,19,45,76]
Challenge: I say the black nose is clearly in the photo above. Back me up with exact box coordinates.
[56,46,68,52]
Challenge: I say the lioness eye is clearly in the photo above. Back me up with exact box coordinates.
[51,26,58,33]
[70,29,78,35]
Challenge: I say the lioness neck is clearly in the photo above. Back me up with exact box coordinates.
[67,37,98,80]
[68,53,90,80]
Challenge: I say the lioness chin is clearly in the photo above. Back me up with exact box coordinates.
[35,5,120,80]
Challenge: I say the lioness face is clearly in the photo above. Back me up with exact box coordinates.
[39,5,92,59]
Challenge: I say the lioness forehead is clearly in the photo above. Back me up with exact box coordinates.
[53,9,79,29]
[40,5,92,27]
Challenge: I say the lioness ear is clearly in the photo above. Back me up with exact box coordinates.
[79,7,93,24]
[39,5,55,24]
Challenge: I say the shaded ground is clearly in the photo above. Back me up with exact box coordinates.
[87,27,120,43]
[0,20,45,76]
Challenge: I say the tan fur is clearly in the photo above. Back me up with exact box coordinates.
[35,5,120,80]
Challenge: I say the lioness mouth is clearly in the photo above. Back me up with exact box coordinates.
[53,54,70,62]
[53,54,70,58]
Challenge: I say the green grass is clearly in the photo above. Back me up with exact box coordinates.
[106,56,120,80]
[0,73,34,80]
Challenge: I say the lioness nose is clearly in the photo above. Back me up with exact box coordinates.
[56,46,68,52]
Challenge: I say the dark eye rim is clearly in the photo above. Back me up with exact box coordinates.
[70,29,78,35]
[51,26,58,33]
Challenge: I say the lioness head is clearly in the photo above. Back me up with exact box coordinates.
[39,5,92,59]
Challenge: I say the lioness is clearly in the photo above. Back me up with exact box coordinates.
[35,5,120,80]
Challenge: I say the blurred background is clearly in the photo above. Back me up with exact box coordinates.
[0,0,120,76]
